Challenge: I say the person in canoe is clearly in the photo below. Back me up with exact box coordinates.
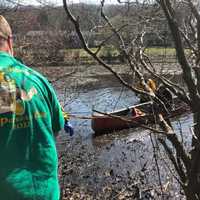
[138,79,173,112]
[155,84,173,111]
[131,107,145,117]
[139,78,157,103]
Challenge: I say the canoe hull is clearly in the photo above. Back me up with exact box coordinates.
[91,101,190,134]
[91,114,150,134]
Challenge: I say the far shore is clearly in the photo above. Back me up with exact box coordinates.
[32,64,184,91]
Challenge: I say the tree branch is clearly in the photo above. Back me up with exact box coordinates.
[160,0,200,109]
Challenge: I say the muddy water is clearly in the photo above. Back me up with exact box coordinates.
[55,84,192,199]
[57,85,192,140]
[57,85,193,159]
[60,87,140,136]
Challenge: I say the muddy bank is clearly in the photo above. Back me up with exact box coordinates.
[57,131,184,200]
[33,63,184,91]
[34,65,187,200]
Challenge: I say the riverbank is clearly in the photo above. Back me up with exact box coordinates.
[34,65,186,200]
[57,130,184,200]
[33,62,183,91]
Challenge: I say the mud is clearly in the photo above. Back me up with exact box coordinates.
[35,65,187,200]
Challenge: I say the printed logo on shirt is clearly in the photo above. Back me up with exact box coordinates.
[15,87,38,116]
[0,69,38,116]
[0,71,16,114]
[0,68,45,129]
[0,69,38,130]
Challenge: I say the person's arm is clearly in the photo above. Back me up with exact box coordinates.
[51,96,64,137]
[46,82,64,136]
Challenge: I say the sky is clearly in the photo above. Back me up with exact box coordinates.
[26,0,118,6]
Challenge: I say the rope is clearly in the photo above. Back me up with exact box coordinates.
[67,112,145,120]
[68,113,137,120]
[68,114,94,120]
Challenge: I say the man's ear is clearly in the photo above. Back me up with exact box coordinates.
[7,36,13,56]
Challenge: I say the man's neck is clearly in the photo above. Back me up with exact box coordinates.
[0,48,12,56]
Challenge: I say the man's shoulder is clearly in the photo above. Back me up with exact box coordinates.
[0,53,45,80]
[13,59,49,84]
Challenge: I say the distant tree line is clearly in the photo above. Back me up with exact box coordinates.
[0,1,192,65]
[1,2,191,48]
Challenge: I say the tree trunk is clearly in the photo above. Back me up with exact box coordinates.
[184,185,200,200]
[184,111,200,200]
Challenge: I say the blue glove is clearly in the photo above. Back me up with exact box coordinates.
[64,120,74,136]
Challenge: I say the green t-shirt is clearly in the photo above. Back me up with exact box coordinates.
[0,52,64,200]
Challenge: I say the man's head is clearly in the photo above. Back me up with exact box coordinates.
[0,15,13,56]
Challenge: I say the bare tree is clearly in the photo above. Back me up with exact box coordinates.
[63,0,200,199]
[0,0,22,14]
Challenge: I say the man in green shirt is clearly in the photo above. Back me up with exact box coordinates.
[0,16,64,199]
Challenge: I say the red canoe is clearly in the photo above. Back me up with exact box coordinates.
[91,100,190,134]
